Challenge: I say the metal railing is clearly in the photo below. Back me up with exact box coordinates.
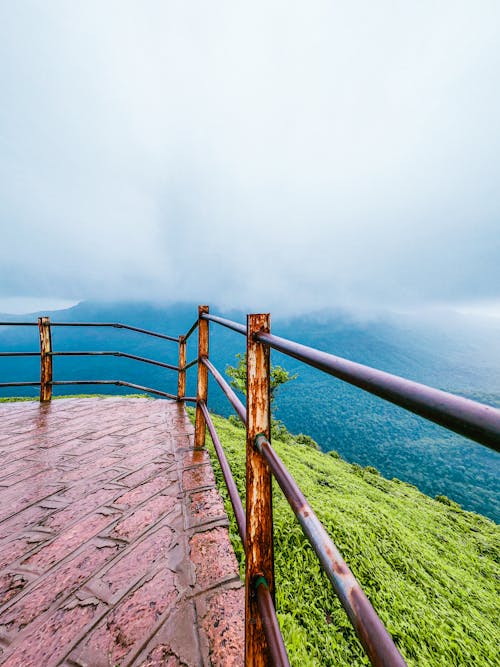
[0,317,196,402]
[1,308,499,666]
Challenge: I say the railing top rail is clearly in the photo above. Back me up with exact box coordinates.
[256,331,500,452]
[51,322,179,342]
[0,322,38,326]
[0,352,40,356]
[202,311,500,452]
[0,321,179,342]
[201,313,246,335]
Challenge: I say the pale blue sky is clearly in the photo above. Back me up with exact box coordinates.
[1,1,499,315]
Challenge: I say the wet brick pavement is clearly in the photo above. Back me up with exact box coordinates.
[0,398,244,666]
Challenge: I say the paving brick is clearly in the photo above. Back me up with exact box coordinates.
[43,488,118,531]
[123,447,168,469]
[55,473,125,503]
[0,573,29,606]
[131,600,201,667]
[182,464,215,491]
[70,569,178,666]
[197,588,244,667]
[136,644,183,667]
[0,504,49,542]
[94,525,174,598]
[22,513,115,571]
[189,527,239,591]
[0,474,63,521]
[189,488,226,524]
[1,600,99,667]
[182,448,210,468]
[119,461,171,487]
[0,543,118,633]
[79,447,124,464]
[0,535,49,572]
[114,476,168,509]
[0,459,43,483]
[111,494,177,542]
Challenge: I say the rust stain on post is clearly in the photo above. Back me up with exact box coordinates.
[245,313,273,666]
[38,316,52,402]
[177,335,186,401]
[195,305,209,447]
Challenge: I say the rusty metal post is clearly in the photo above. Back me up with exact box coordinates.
[38,316,52,402]
[245,313,273,666]
[177,335,186,401]
[194,306,209,447]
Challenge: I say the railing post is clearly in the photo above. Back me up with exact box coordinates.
[245,313,273,666]
[177,335,186,401]
[38,316,52,402]
[195,305,209,447]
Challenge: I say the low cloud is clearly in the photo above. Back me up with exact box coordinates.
[1,1,499,314]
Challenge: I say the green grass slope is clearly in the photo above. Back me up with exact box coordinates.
[193,411,499,667]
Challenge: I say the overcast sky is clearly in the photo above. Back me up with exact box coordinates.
[1,1,499,315]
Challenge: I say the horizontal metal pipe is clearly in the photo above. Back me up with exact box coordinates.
[0,381,40,387]
[0,320,178,342]
[201,313,246,336]
[0,322,38,326]
[50,351,179,372]
[181,396,197,403]
[50,322,179,342]
[183,358,198,371]
[199,401,246,543]
[201,357,247,424]
[255,435,407,667]
[183,318,199,341]
[51,380,178,400]
[52,380,118,385]
[0,352,40,357]
[256,332,500,452]
[116,381,178,399]
[255,583,291,667]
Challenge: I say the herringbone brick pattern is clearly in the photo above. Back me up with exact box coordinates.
[0,398,243,666]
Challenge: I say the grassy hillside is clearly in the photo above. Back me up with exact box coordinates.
[190,410,499,666]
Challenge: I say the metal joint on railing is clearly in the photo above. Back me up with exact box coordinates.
[253,575,269,591]
[254,433,267,452]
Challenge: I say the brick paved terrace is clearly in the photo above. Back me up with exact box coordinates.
[0,397,244,666]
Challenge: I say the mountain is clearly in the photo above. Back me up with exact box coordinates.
[0,300,499,521]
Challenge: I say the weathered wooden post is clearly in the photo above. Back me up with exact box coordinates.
[38,316,52,402]
[177,335,186,401]
[245,313,273,666]
[194,305,209,447]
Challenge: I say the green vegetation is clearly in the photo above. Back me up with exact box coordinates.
[225,352,298,404]
[190,408,500,666]
[225,352,317,446]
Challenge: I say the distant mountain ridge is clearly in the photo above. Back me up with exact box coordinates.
[0,300,499,521]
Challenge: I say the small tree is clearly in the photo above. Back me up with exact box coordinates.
[225,352,297,408]
[226,353,319,448]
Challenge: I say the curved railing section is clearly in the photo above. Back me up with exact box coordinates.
[1,306,499,667]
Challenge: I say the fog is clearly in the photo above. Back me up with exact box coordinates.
[1,1,499,315]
